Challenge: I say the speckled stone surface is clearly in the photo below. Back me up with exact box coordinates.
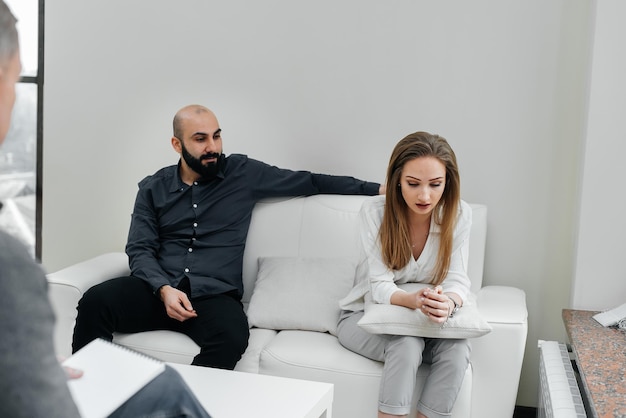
[563,309,626,418]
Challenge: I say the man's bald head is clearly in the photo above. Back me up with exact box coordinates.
[173,105,217,140]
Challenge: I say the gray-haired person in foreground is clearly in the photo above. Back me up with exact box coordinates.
[0,2,210,417]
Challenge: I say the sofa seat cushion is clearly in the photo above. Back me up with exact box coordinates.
[260,330,382,377]
[114,330,199,364]
[113,328,279,372]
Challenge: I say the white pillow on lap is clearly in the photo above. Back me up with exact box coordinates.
[247,257,357,336]
[357,283,492,339]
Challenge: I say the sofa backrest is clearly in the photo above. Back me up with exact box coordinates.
[242,195,487,305]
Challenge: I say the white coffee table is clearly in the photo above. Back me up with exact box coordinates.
[168,363,333,418]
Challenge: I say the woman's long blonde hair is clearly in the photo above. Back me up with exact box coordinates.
[379,132,461,286]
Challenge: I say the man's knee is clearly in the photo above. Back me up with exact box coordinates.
[73,277,145,352]
[191,320,249,369]
[79,277,124,305]
[77,283,107,313]
[231,323,250,354]
[77,276,148,315]
[214,320,249,354]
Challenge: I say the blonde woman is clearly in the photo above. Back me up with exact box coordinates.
[338,132,472,418]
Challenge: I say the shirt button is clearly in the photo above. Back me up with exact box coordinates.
[184,268,190,273]
[193,181,198,186]
[193,204,198,209]
[188,248,193,253]
[193,223,198,228]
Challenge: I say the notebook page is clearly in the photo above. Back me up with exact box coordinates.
[63,338,165,418]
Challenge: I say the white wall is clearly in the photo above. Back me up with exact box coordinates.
[43,0,597,407]
[572,0,626,310]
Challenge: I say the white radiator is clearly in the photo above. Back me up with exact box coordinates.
[537,340,586,418]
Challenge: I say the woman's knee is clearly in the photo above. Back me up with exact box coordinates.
[430,339,471,366]
[389,335,424,355]
[336,314,360,350]
[385,336,424,366]
[444,339,471,357]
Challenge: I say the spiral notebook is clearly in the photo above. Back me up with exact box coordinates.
[62,338,166,418]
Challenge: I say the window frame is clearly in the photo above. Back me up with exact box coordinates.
[15,0,45,259]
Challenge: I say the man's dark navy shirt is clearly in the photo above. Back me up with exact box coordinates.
[126,154,380,299]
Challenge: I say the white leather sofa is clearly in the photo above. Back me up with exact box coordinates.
[47,194,527,418]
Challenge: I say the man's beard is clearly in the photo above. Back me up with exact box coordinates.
[181,143,224,179]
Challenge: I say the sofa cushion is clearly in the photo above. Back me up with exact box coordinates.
[246,257,356,336]
[358,283,492,339]
[113,330,199,364]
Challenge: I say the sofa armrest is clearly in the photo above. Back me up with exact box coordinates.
[47,252,130,292]
[47,252,130,358]
[471,285,528,418]
[476,285,528,324]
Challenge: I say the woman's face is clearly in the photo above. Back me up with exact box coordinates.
[399,156,446,220]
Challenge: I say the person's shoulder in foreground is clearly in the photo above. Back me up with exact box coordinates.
[0,2,81,416]
[0,231,82,418]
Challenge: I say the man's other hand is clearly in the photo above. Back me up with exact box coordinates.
[159,285,198,322]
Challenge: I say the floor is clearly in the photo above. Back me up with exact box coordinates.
[513,405,537,417]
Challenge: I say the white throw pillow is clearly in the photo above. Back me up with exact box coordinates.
[247,257,357,336]
[358,283,492,339]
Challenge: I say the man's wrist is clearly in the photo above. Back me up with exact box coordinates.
[156,284,170,300]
